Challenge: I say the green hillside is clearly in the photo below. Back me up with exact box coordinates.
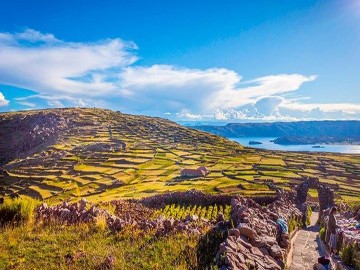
[1,108,360,203]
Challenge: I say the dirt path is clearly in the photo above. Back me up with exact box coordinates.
[288,212,324,270]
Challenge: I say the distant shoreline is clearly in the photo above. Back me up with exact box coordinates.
[229,137,360,154]
[273,136,360,146]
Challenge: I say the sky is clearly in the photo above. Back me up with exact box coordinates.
[0,0,359,122]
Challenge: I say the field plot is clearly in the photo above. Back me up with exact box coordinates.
[1,108,360,204]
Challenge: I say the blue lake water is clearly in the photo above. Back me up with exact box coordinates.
[229,137,360,154]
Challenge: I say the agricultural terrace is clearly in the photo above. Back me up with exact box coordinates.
[1,108,360,204]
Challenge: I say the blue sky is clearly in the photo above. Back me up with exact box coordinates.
[0,0,359,121]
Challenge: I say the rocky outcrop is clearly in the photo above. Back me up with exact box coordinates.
[74,141,126,154]
[0,111,69,166]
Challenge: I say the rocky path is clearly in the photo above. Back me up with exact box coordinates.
[288,212,324,270]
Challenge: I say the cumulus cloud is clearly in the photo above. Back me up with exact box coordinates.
[0,28,137,98]
[118,65,318,117]
[0,92,9,107]
[0,29,359,121]
[118,65,241,113]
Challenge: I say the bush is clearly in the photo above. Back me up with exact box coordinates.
[306,206,313,226]
[288,216,302,233]
[319,227,325,242]
[197,227,227,268]
[95,213,108,231]
[0,197,38,225]
[340,244,359,267]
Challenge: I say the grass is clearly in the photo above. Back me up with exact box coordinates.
[0,197,38,226]
[0,224,200,270]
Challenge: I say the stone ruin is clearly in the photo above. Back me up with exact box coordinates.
[295,177,335,220]
[73,141,126,154]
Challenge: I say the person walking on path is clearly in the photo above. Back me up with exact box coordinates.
[326,206,339,256]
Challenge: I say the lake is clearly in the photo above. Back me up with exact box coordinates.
[229,137,360,154]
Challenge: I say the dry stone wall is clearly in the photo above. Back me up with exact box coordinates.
[295,177,335,219]
[216,190,303,270]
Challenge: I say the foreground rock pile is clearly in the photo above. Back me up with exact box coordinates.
[35,199,212,235]
[216,192,303,270]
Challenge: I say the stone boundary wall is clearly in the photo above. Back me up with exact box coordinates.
[215,189,305,270]
[138,190,233,208]
[138,190,278,209]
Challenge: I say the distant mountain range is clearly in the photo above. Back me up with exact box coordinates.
[192,121,360,145]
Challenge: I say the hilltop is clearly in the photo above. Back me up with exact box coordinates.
[0,108,243,201]
[1,108,360,203]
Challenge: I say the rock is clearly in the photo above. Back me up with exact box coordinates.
[251,246,264,257]
[259,247,269,256]
[253,238,265,248]
[164,218,175,230]
[269,244,283,258]
[313,263,327,270]
[228,228,240,238]
[237,224,256,240]
[225,237,239,252]
[185,214,199,222]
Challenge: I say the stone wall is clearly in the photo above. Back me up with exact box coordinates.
[216,190,303,270]
[139,190,233,208]
[139,190,278,209]
[295,177,335,220]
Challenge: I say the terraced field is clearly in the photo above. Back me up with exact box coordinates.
[1,108,360,203]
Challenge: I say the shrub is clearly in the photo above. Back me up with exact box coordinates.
[197,227,227,268]
[353,244,360,270]
[288,219,297,233]
[340,244,359,267]
[306,206,313,226]
[340,245,353,265]
[0,197,38,225]
[319,227,325,242]
[95,213,108,231]
[319,227,325,241]
[288,216,302,233]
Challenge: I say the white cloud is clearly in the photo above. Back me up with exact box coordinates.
[0,28,59,44]
[16,101,36,108]
[118,65,318,116]
[0,29,359,121]
[118,65,240,113]
[0,92,9,107]
[0,28,137,97]
[209,74,317,110]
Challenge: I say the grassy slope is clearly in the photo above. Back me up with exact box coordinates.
[0,224,199,270]
[0,108,360,203]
